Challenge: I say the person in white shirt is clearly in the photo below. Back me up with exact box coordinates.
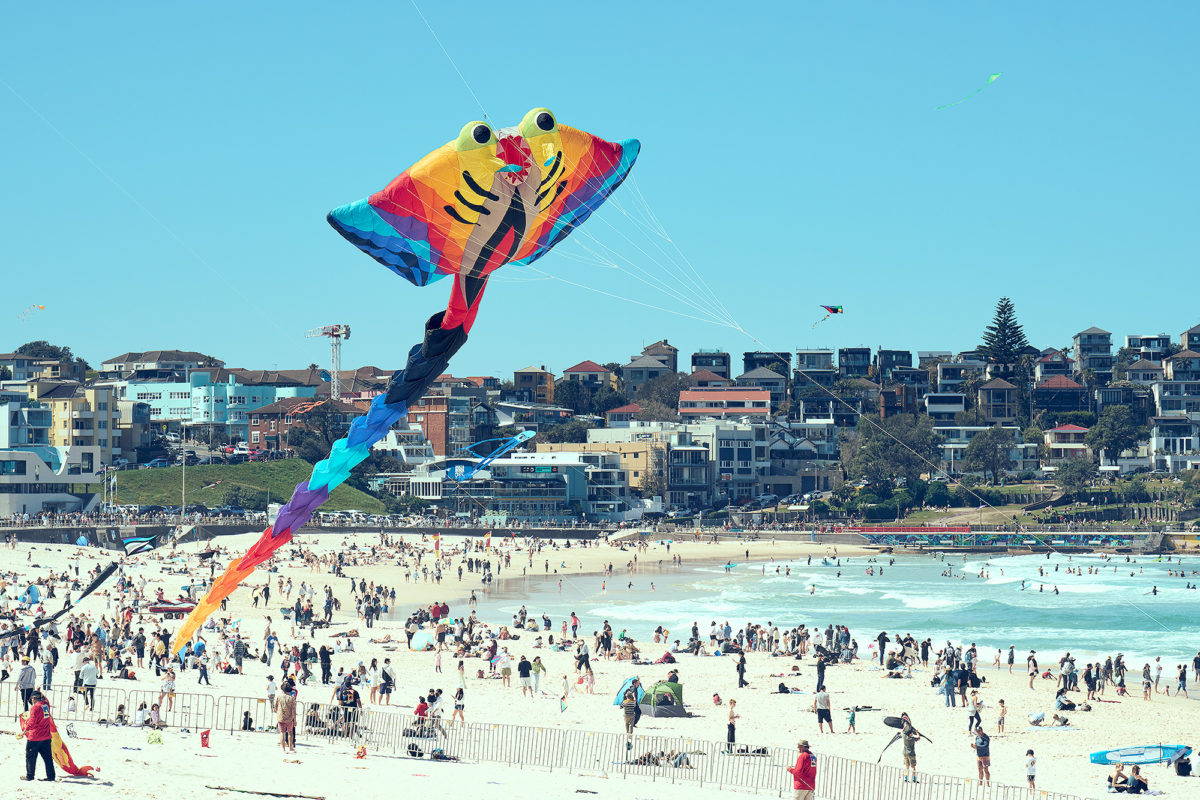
[1025,749,1037,789]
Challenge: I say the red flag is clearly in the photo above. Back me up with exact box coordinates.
[434,532,441,555]
[485,530,492,551]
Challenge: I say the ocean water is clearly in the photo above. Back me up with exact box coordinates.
[474,552,1200,666]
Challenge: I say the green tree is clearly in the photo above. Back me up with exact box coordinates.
[590,384,629,415]
[1055,458,1097,497]
[1111,347,1139,381]
[0,365,9,380]
[635,372,695,409]
[17,340,90,369]
[553,380,593,414]
[849,415,943,490]
[635,400,680,422]
[978,297,1029,373]
[1085,406,1148,463]
[537,418,591,443]
[962,424,1014,484]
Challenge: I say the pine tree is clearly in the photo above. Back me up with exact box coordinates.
[979,297,1029,368]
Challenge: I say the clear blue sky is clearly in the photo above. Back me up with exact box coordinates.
[4,3,1198,377]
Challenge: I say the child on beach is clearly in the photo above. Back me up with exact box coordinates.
[845,708,856,734]
[1026,749,1036,789]
[996,699,1006,734]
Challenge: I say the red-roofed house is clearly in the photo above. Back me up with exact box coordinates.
[605,403,641,426]
[678,388,770,419]
[690,368,731,388]
[561,360,617,390]
[1034,375,1087,414]
[1044,424,1091,463]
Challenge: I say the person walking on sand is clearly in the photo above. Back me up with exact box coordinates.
[726,699,740,752]
[1026,749,1037,790]
[813,685,833,734]
[996,699,1006,734]
[736,651,749,688]
[900,714,920,783]
[19,691,54,782]
[1027,651,1038,690]
[274,679,297,754]
[787,739,816,800]
[971,725,991,785]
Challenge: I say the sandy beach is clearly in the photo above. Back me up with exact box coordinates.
[2,531,1198,799]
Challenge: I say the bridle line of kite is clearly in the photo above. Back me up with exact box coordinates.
[408,0,491,123]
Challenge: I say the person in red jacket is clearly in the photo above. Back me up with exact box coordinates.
[787,739,816,800]
[21,691,55,782]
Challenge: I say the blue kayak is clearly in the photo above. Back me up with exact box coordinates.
[1089,745,1191,765]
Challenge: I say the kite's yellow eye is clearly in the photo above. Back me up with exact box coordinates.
[456,121,496,151]
[519,108,557,139]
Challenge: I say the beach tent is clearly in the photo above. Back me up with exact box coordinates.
[409,630,434,651]
[75,535,88,546]
[639,680,687,718]
[19,584,40,605]
[612,676,644,705]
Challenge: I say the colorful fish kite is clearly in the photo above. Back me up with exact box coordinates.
[443,430,535,481]
[938,73,1002,109]
[19,304,45,321]
[170,109,638,653]
[813,305,843,327]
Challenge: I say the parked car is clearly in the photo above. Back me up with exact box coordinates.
[144,458,171,469]
[226,453,248,465]
[174,454,199,466]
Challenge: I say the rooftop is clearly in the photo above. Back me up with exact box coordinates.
[563,360,610,374]
[1075,327,1111,336]
[689,368,729,382]
[980,378,1017,390]
[1037,375,1084,390]
[606,403,642,415]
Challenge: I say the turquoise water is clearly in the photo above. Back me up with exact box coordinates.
[477,552,1200,665]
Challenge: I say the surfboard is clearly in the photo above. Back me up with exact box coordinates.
[1088,745,1191,765]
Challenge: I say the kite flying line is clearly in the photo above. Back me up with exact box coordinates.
[938,73,1002,109]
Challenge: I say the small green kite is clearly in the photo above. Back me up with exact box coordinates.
[938,73,1001,109]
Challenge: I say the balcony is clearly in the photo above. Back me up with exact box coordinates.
[71,410,94,419]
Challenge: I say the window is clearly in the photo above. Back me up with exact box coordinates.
[269,421,276,432]
[169,392,189,400]
[250,415,259,425]
[98,438,108,447]
[97,402,108,411]
[98,421,107,429]
[251,432,260,443]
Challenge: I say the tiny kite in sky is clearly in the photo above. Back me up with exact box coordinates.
[19,304,45,321]
[813,305,843,328]
[938,73,1001,109]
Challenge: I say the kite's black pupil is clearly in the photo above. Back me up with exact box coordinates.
[536,112,554,131]
[473,125,490,144]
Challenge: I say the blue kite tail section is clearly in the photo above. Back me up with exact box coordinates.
[263,312,470,542]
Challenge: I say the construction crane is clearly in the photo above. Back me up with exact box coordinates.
[305,324,351,401]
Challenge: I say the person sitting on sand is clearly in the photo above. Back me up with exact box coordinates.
[1107,763,1130,792]
[1054,689,1076,711]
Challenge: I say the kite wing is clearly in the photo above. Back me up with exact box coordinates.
[328,108,639,331]
[122,533,159,556]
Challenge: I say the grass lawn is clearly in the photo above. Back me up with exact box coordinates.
[86,459,387,513]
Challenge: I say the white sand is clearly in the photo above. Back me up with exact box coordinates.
[3,533,1198,799]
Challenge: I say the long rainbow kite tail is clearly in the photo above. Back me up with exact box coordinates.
[171,313,467,652]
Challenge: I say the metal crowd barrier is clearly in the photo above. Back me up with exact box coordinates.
[126,689,215,731]
[355,711,1088,800]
